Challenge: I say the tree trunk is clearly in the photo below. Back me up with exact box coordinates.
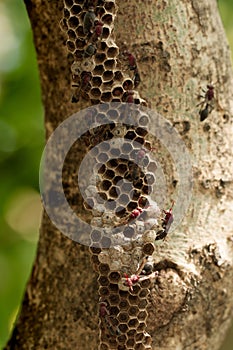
[5,0,233,349]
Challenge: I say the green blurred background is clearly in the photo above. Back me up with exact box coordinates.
[0,0,232,348]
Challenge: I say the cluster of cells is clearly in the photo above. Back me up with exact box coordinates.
[62,0,146,105]
[62,1,168,349]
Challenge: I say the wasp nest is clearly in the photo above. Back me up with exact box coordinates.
[62,1,168,349]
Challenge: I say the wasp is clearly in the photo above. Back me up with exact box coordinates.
[155,201,174,241]
[197,84,215,122]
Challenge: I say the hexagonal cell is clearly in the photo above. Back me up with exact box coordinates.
[109,305,120,316]
[104,59,116,70]
[97,152,109,163]
[128,306,139,316]
[102,26,110,39]
[109,283,119,293]
[138,310,148,321]
[122,226,135,238]
[138,299,148,309]
[126,338,136,348]
[104,169,115,180]
[123,79,134,91]
[128,294,138,305]
[109,271,121,283]
[115,163,128,176]
[117,334,127,344]
[112,86,123,97]
[117,312,129,323]
[95,53,106,64]
[118,299,130,310]
[100,236,112,248]
[99,263,110,275]
[104,200,116,211]
[89,246,101,255]
[118,323,128,333]
[137,322,146,332]
[93,64,104,75]
[107,46,119,58]
[118,194,130,206]
[127,329,137,338]
[142,242,155,256]
[71,4,82,15]
[92,76,102,87]
[135,332,144,342]
[108,186,118,199]
[67,40,76,52]
[99,286,110,297]
[64,8,70,19]
[75,38,85,49]
[67,29,76,40]
[109,294,120,305]
[90,229,102,242]
[98,275,110,286]
[64,0,73,8]
[68,16,79,29]
[138,289,149,298]
[101,91,112,102]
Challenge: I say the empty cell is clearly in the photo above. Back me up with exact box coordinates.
[90,230,102,242]
[127,329,137,338]
[139,289,149,298]
[98,191,108,200]
[92,76,102,87]
[68,29,76,40]
[108,186,118,199]
[107,46,118,58]
[125,130,137,140]
[99,263,110,275]
[109,271,121,282]
[142,242,155,256]
[63,8,70,19]
[101,92,112,102]
[71,4,82,15]
[64,0,73,8]
[99,41,107,52]
[118,323,128,333]
[104,59,115,70]
[104,1,115,12]
[126,201,138,212]
[135,127,148,137]
[137,322,146,332]
[95,53,106,64]
[109,284,119,293]
[128,318,139,329]
[114,71,124,82]
[128,306,139,316]
[128,294,138,305]
[115,206,127,217]
[67,40,75,52]
[93,64,104,75]
[117,334,127,344]
[100,236,112,248]
[138,298,148,310]
[99,286,109,297]
[90,87,102,99]
[102,26,110,39]
[89,246,101,254]
[115,163,127,175]
[113,175,123,185]
[141,184,151,195]
[76,25,85,37]
[68,16,79,28]
[104,169,115,179]
[135,332,144,342]
[112,86,123,97]
[134,136,144,144]
[126,338,135,347]
[98,164,106,174]
[91,254,99,266]
[103,70,114,81]
[144,334,152,346]
[109,305,120,316]
[119,299,129,309]
[130,189,141,201]
[117,312,129,323]
[123,226,135,238]
[75,38,85,49]
[98,275,109,286]
[109,294,120,305]
[118,194,130,205]
[141,278,151,289]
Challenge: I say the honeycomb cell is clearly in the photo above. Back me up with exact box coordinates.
[109,294,120,305]
[99,41,107,52]
[101,92,112,102]
[102,26,110,39]
[90,246,101,255]
[64,0,73,8]
[118,194,130,205]
[91,230,102,242]
[64,8,70,19]
[107,46,118,58]
[138,310,148,321]
[109,283,119,293]
[135,332,144,342]
[75,38,85,49]
[117,334,127,344]
[138,299,148,309]
[128,306,139,316]
[119,299,130,310]
[100,236,112,248]
[93,64,105,75]
[117,312,129,323]
[142,242,155,255]
[99,344,108,350]
[99,286,110,297]
[137,322,146,332]
[127,329,137,338]
[109,271,121,283]
[68,16,79,28]
[109,306,120,316]
[123,226,135,238]
[95,53,106,64]
[123,79,133,90]
[98,276,110,286]
[99,263,110,275]
[68,29,76,39]
[126,338,135,348]
[128,294,138,305]
[92,76,102,87]
[71,4,82,14]
[104,59,115,70]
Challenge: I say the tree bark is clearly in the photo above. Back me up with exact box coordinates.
[5,0,233,349]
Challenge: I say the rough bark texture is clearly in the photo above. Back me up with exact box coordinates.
[5,0,233,349]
